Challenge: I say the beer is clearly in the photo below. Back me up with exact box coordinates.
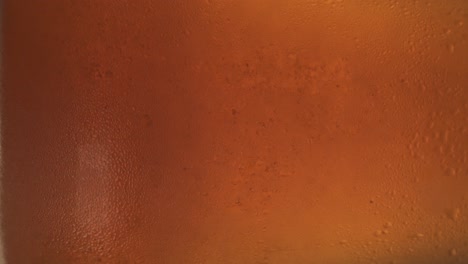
[2,0,468,263]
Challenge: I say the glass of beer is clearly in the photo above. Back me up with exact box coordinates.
[2,1,468,263]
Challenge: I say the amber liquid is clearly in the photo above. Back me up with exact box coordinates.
[2,1,468,263]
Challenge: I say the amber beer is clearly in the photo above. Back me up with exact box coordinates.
[2,0,468,263]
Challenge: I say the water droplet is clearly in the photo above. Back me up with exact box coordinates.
[446,208,461,221]
[449,44,455,53]
[450,248,457,256]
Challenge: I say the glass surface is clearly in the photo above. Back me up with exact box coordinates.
[2,0,468,263]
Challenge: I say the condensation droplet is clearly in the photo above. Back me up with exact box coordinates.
[449,44,455,53]
[446,208,461,221]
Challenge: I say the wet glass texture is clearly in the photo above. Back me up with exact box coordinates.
[2,0,468,263]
